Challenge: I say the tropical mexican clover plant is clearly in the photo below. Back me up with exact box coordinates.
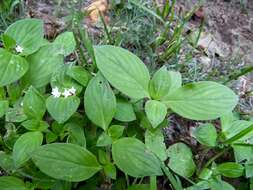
[0,18,252,190]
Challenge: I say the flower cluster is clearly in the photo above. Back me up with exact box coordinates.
[51,87,76,98]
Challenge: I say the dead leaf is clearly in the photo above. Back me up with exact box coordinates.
[84,0,109,24]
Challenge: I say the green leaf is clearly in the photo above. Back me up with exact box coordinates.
[13,131,43,168]
[192,123,217,147]
[84,73,116,130]
[186,181,209,190]
[112,137,162,177]
[51,65,83,94]
[245,163,253,178]
[108,125,125,140]
[145,100,167,128]
[0,176,27,190]
[0,100,9,117]
[216,162,244,178]
[6,107,27,123]
[46,96,80,124]
[0,49,28,87]
[32,143,101,182]
[5,18,44,55]
[21,120,49,131]
[53,31,76,56]
[222,120,253,144]
[104,163,116,179]
[210,179,235,190]
[163,81,238,120]
[66,66,91,86]
[96,132,112,147]
[2,34,16,50]
[94,45,150,99]
[65,122,86,147]
[145,130,167,161]
[149,66,182,100]
[167,143,196,177]
[114,99,136,122]
[22,44,64,88]
[23,86,46,119]
[0,151,14,172]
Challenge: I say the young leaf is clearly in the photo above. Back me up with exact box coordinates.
[192,123,217,147]
[145,130,167,161]
[167,143,196,177]
[53,31,76,56]
[0,176,27,190]
[13,131,43,168]
[2,34,16,50]
[145,100,167,128]
[149,66,182,100]
[216,162,244,178]
[22,44,64,88]
[108,125,125,140]
[112,137,162,177]
[162,81,238,120]
[0,49,28,87]
[32,143,102,182]
[46,96,80,124]
[94,45,150,99]
[5,18,44,55]
[114,99,136,122]
[21,120,49,131]
[65,122,86,147]
[66,66,91,87]
[23,86,46,120]
[96,132,112,147]
[84,73,116,130]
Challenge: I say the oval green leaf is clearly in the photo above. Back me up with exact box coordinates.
[149,66,182,100]
[145,100,167,128]
[112,137,162,177]
[167,143,196,177]
[84,73,116,130]
[13,131,43,168]
[53,31,76,56]
[216,162,244,178]
[32,143,101,182]
[0,49,28,87]
[0,176,27,190]
[46,96,80,124]
[114,99,136,122]
[94,45,150,99]
[22,44,64,88]
[5,18,44,55]
[163,81,238,120]
[23,86,46,120]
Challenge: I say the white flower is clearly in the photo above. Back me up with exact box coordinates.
[15,45,23,53]
[52,87,61,98]
[63,88,71,98]
[69,86,76,95]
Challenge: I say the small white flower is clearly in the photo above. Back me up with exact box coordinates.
[15,45,23,53]
[52,87,61,98]
[69,86,76,95]
[20,101,23,106]
[63,88,71,98]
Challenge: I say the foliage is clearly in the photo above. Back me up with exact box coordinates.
[0,13,251,190]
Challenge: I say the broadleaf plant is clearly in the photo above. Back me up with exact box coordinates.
[0,18,249,190]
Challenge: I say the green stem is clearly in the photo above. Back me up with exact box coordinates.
[99,11,113,44]
[125,173,130,187]
[150,176,157,190]
[203,148,230,170]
